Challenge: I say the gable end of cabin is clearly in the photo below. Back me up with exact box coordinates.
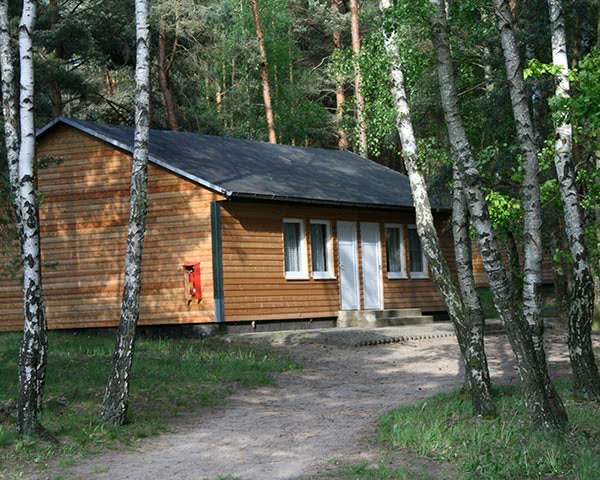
[0,123,224,331]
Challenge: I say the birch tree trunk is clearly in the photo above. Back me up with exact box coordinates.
[0,0,21,229]
[100,0,151,426]
[250,0,276,144]
[331,0,348,150]
[9,0,49,438]
[452,165,492,404]
[158,16,179,132]
[495,0,571,424]
[379,0,495,417]
[547,0,600,399]
[427,0,567,429]
[494,0,546,367]
[349,0,367,157]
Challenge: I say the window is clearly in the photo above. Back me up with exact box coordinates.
[310,220,334,279]
[283,219,308,279]
[408,225,428,278]
[385,224,406,279]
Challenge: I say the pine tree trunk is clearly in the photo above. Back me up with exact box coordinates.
[549,231,570,325]
[250,0,276,144]
[506,232,522,297]
[547,0,600,399]
[349,0,367,157]
[427,0,567,429]
[379,0,495,417]
[49,0,62,117]
[11,0,49,438]
[100,0,151,426]
[158,16,179,132]
[331,0,348,150]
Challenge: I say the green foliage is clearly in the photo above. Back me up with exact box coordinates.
[378,382,600,480]
[37,156,65,170]
[360,31,396,157]
[0,332,297,472]
[523,59,563,80]
[484,190,521,232]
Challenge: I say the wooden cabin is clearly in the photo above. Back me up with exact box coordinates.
[0,117,460,331]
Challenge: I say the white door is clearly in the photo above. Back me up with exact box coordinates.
[337,221,360,310]
[360,222,383,310]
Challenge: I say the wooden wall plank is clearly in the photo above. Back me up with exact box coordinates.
[219,201,456,321]
[0,124,223,330]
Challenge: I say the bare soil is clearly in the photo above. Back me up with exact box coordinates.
[36,330,579,480]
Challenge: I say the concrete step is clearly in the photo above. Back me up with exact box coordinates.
[371,316,434,328]
[374,308,423,319]
[337,309,432,328]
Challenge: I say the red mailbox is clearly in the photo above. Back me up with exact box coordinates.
[183,262,202,302]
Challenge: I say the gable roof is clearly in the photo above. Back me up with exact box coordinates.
[37,117,449,210]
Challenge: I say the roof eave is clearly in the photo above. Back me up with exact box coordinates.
[229,192,451,212]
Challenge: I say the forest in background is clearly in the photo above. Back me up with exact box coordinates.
[1,0,598,306]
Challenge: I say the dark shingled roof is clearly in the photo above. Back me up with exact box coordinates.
[37,117,449,210]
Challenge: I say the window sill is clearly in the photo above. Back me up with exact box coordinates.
[313,273,336,280]
[410,272,429,279]
[387,273,408,280]
[285,273,310,280]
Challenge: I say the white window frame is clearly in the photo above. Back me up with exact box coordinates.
[384,223,407,279]
[309,220,335,280]
[407,224,428,279]
[283,218,309,280]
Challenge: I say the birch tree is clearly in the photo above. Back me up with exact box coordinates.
[100,0,151,426]
[349,0,367,156]
[494,0,546,367]
[0,0,21,229]
[427,0,567,429]
[494,0,572,423]
[547,0,600,400]
[250,0,276,144]
[452,165,490,395]
[0,0,49,437]
[378,0,495,417]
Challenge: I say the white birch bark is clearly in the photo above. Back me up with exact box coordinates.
[100,0,151,426]
[10,0,48,437]
[428,0,567,429]
[0,0,21,224]
[452,165,492,399]
[547,0,600,399]
[494,0,545,364]
[379,0,495,417]
[494,0,572,426]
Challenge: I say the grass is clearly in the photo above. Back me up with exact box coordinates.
[378,382,600,480]
[0,331,297,472]
[477,285,559,319]
[333,462,433,480]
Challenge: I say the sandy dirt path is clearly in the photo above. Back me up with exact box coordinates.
[42,331,578,480]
